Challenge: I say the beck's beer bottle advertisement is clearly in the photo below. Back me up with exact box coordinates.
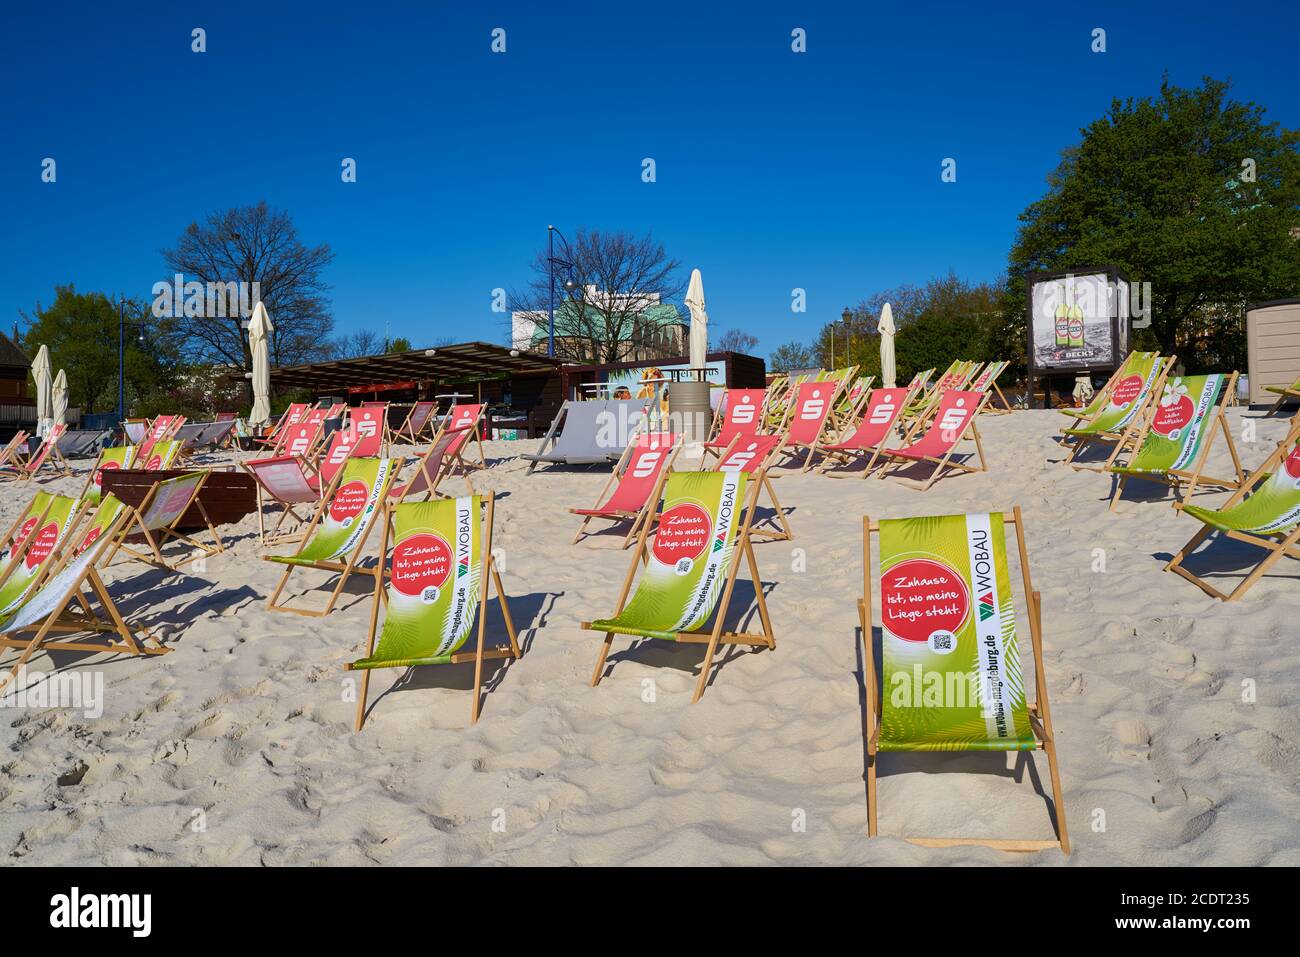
[1030,272,1120,370]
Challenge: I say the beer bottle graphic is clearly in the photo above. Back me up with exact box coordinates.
[1054,299,1070,348]
[1067,300,1085,348]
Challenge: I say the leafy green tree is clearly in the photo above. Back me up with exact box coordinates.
[389,337,413,352]
[1005,76,1300,372]
[19,286,178,415]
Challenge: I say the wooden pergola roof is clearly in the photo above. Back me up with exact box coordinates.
[250,341,561,392]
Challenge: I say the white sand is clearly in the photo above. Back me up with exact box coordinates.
[1,409,1297,865]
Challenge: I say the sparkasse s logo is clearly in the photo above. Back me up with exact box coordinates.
[49,887,151,937]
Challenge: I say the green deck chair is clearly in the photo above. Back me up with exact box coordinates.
[859,509,1069,853]
[583,470,775,703]
[346,492,519,728]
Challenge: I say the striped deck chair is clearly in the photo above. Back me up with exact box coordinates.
[104,471,223,571]
[389,424,475,504]
[0,424,72,481]
[859,509,1069,852]
[877,389,991,490]
[0,493,83,621]
[570,431,682,547]
[713,433,792,541]
[775,380,845,472]
[243,455,326,546]
[817,386,917,478]
[1062,354,1174,471]
[583,470,775,703]
[80,445,137,503]
[0,496,168,694]
[395,400,438,443]
[1165,421,1300,601]
[346,492,520,728]
[264,456,398,617]
[1106,373,1245,511]
[1060,351,1153,421]
[347,404,389,457]
[700,388,767,465]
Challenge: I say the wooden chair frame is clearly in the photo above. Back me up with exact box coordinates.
[858,508,1070,853]
[877,391,992,490]
[571,434,682,548]
[773,377,851,473]
[817,383,920,479]
[1165,423,1300,601]
[346,491,521,728]
[104,472,224,571]
[582,475,776,703]
[0,508,169,696]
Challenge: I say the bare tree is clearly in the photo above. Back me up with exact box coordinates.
[160,202,335,378]
[511,228,684,363]
[716,328,759,354]
[331,329,383,358]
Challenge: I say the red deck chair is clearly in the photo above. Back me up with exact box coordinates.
[254,403,309,453]
[389,425,475,503]
[775,380,842,472]
[348,404,388,457]
[443,403,487,472]
[0,432,31,470]
[395,400,438,443]
[714,433,792,540]
[243,455,324,545]
[818,386,916,478]
[701,388,767,464]
[877,389,991,490]
[570,431,682,547]
[279,421,324,461]
[137,415,186,462]
[1,425,72,481]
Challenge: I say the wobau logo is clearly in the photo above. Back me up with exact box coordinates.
[49,887,151,937]
[151,274,260,320]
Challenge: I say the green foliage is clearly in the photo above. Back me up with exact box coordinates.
[389,337,413,353]
[19,286,181,415]
[1005,76,1300,373]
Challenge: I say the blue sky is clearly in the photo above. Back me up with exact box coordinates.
[3,1,1298,357]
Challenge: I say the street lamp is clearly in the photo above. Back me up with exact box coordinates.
[546,225,578,358]
[841,306,853,367]
[117,297,147,423]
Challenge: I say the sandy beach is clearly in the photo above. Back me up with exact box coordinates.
[1,408,1297,866]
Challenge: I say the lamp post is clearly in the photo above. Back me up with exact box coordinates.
[841,306,853,368]
[546,225,577,358]
[117,297,147,424]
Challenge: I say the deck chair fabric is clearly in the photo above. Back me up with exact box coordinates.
[122,418,149,445]
[571,431,681,546]
[583,469,775,703]
[442,403,486,471]
[390,425,473,503]
[82,445,137,503]
[0,493,82,618]
[524,399,647,472]
[1058,354,1150,420]
[56,428,111,459]
[0,496,168,694]
[347,404,389,457]
[265,457,398,616]
[1165,425,1300,601]
[879,389,990,490]
[837,375,878,419]
[306,428,358,493]
[2,491,53,562]
[137,415,185,461]
[819,386,915,478]
[345,493,520,727]
[969,361,1012,412]
[139,439,182,472]
[105,471,223,571]
[859,510,1069,852]
[280,421,324,460]
[703,388,767,459]
[1062,354,1171,470]
[1263,372,1300,413]
[0,432,29,469]
[244,455,325,545]
[777,380,842,471]
[1107,373,1244,510]
[178,419,237,453]
[255,403,309,452]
